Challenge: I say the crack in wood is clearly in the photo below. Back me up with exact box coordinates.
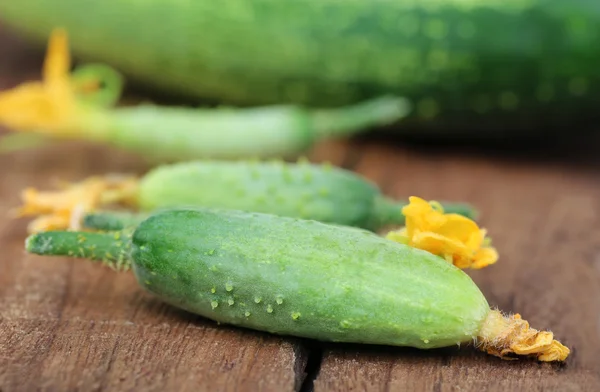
[298,341,324,392]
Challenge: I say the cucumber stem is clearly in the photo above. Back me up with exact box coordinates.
[310,95,411,138]
[83,211,148,231]
[25,230,132,270]
[370,196,479,228]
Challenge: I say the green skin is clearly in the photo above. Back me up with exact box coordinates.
[83,160,478,232]
[26,208,491,349]
[99,96,408,161]
[60,90,409,161]
[1,0,599,135]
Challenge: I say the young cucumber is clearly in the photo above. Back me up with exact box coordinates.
[25,207,569,361]
[19,159,477,233]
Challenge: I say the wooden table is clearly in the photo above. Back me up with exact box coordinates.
[1,25,599,392]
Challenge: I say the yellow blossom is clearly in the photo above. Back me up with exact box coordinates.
[386,196,498,269]
[16,175,139,233]
[0,28,110,139]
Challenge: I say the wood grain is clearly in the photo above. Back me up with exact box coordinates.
[314,144,600,392]
[1,22,600,392]
[0,145,310,392]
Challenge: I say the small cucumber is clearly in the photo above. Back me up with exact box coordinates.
[134,160,478,231]
[137,160,396,231]
[25,207,568,361]
[35,159,476,233]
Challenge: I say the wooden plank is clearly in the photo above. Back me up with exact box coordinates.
[0,25,311,390]
[315,348,600,391]
[314,142,600,391]
[0,145,311,392]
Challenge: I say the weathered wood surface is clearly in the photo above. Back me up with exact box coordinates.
[312,143,600,392]
[1,24,600,392]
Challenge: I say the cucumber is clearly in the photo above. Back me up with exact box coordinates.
[20,159,477,233]
[1,0,599,135]
[133,160,477,230]
[24,207,569,361]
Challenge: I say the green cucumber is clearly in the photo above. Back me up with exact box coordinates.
[79,159,477,231]
[24,207,569,361]
[1,0,599,135]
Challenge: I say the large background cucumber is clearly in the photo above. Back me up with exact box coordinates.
[1,1,599,136]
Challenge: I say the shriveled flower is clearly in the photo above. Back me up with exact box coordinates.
[386,196,498,269]
[16,175,139,233]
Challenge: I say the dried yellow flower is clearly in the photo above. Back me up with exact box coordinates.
[17,175,139,233]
